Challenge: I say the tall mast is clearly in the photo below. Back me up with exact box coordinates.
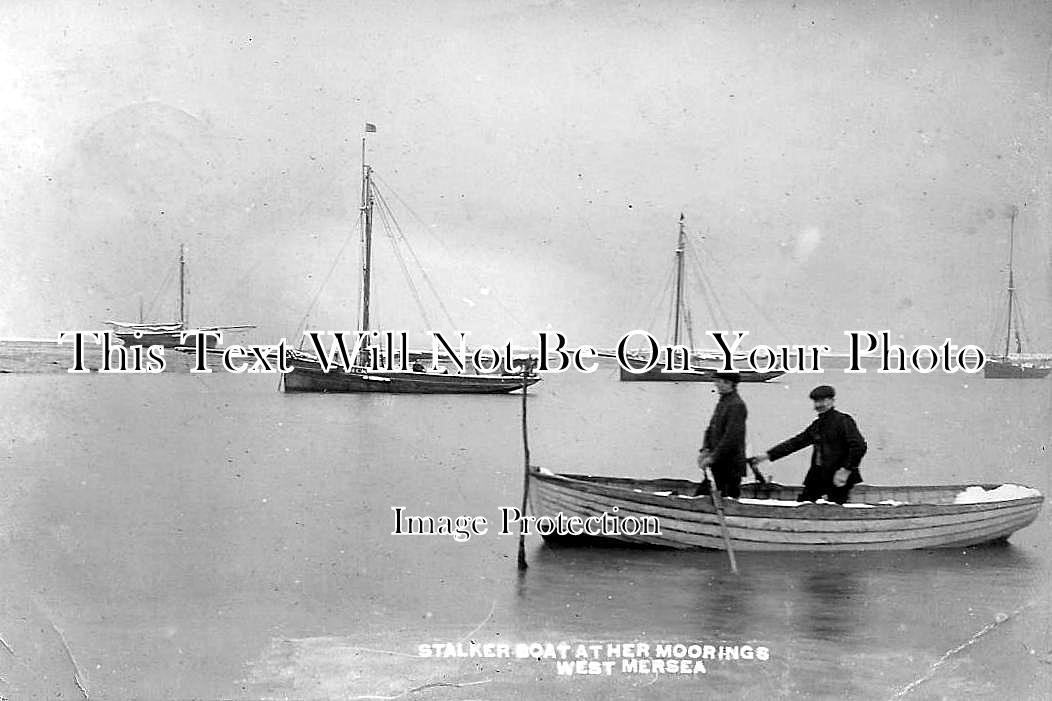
[360,125,376,337]
[1004,208,1017,358]
[179,243,186,327]
[672,213,686,346]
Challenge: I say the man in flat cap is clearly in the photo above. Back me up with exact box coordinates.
[697,371,747,498]
[750,385,867,504]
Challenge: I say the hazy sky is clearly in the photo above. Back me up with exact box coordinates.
[2,0,1050,352]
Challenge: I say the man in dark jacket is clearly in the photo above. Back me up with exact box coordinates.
[751,385,867,504]
[697,371,747,498]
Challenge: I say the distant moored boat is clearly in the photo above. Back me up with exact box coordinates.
[105,244,254,349]
[619,215,784,384]
[984,207,1050,380]
[282,124,540,395]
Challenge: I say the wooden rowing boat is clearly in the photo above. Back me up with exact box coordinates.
[528,468,1043,551]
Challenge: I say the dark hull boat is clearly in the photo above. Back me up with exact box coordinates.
[618,360,783,383]
[983,358,1050,380]
[283,125,540,395]
[529,468,1043,551]
[284,361,539,394]
[620,215,782,384]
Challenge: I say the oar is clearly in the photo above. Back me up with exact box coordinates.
[692,450,711,497]
[747,457,768,485]
[702,465,739,575]
[746,457,779,499]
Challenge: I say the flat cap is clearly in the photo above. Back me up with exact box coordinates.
[713,370,741,382]
[808,385,836,400]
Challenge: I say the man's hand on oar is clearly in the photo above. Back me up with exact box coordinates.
[694,450,713,496]
[747,457,768,485]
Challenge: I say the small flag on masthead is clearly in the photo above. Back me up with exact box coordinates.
[364,122,377,133]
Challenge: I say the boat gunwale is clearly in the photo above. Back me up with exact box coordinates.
[533,479,1042,539]
[288,364,540,386]
[529,469,1045,521]
[283,363,541,394]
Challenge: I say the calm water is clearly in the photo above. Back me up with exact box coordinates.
[0,351,1049,699]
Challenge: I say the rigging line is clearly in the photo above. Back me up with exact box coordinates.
[686,248,732,332]
[691,233,794,341]
[662,300,675,350]
[662,265,681,343]
[684,302,696,350]
[373,202,426,328]
[987,290,1010,351]
[372,171,524,328]
[290,216,363,343]
[639,260,677,336]
[681,231,721,331]
[372,184,458,330]
[689,238,758,332]
[649,265,677,339]
[636,262,677,349]
[663,271,680,347]
[356,189,364,333]
[703,265,734,332]
[372,189,455,330]
[689,262,726,332]
[990,288,1020,353]
[145,264,177,321]
[373,199,434,330]
[184,262,191,328]
[1014,297,1032,348]
[690,247,730,329]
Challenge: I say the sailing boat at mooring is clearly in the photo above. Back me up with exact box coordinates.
[282,125,540,394]
[620,215,783,383]
[105,244,254,348]
[984,208,1050,380]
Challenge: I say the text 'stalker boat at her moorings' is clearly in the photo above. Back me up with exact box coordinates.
[282,124,540,395]
[527,469,1043,551]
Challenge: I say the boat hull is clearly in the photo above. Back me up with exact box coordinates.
[528,470,1043,551]
[618,361,783,383]
[283,363,540,394]
[983,358,1051,379]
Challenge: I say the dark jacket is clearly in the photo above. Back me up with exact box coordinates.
[766,408,867,488]
[702,391,748,477]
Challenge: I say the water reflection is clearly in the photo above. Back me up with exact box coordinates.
[508,543,1043,699]
[512,545,732,634]
[511,542,1039,638]
[796,568,862,642]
